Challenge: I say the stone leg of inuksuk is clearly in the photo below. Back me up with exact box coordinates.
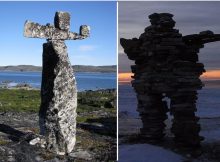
[170,91,202,147]
[39,40,77,155]
[137,92,168,141]
[170,61,205,147]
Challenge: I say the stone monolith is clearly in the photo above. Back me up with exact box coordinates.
[24,11,90,155]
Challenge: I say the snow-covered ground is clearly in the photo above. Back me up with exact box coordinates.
[119,144,184,162]
[119,82,220,162]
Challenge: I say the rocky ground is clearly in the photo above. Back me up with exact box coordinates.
[0,89,116,162]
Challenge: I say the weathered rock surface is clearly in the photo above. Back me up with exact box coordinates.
[39,39,77,155]
[24,11,90,155]
[0,108,116,162]
[120,12,220,147]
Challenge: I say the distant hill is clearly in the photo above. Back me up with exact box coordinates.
[73,65,116,73]
[0,65,116,73]
[0,65,42,72]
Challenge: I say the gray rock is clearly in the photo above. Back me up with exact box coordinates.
[69,149,92,161]
[7,156,15,162]
[40,39,77,155]
[45,158,62,162]
[29,137,41,145]
[54,11,70,30]
[24,21,89,40]
[24,11,89,155]
[34,155,42,162]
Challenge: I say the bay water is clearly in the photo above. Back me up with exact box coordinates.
[0,71,116,91]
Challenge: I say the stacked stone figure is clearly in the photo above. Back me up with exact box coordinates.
[24,11,90,155]
[121,13,220,147]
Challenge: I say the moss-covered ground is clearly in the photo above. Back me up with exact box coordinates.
[0,88,116,116]
[0,88,116,161]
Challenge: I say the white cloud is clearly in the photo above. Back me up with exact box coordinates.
[78,45,97,52]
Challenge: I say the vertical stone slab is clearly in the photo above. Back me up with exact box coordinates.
[39,40,77,155]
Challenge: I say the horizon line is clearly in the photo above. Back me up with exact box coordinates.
[0,64,117,67]
[119,70,220,83]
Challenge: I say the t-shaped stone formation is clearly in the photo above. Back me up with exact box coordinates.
[24,11,89,155]
[121,13,220,147]
[24,12,90,40]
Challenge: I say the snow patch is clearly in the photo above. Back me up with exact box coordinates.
[119,144,185,162]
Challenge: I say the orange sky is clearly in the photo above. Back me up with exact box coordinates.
[118,73,133,83]
[118,70,220,83]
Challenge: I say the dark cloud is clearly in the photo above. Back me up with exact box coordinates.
[119,1,220,72]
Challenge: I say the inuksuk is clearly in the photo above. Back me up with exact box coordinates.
[120,13,220,147]
[24,11,90,155]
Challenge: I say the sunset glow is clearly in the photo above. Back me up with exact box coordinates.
[118,72,133,83]
[201,70,220,80]
[118,70,220,83]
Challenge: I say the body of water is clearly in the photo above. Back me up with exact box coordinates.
[0,71,116,91]
[119,83,220,118]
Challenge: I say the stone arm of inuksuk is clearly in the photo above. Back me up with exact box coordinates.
[120,38,143,61]
[24,21,90,40]
[183,30,220,45]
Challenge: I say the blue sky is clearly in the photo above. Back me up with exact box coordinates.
[0,1,116,66]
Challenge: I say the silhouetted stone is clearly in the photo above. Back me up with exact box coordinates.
[120,13,220,147]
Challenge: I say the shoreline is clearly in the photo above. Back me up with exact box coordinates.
[0,70,116,73]
[0,65,117,73]
[0,86,116,93]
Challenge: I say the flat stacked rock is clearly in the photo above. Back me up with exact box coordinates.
[121,13,220,147]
